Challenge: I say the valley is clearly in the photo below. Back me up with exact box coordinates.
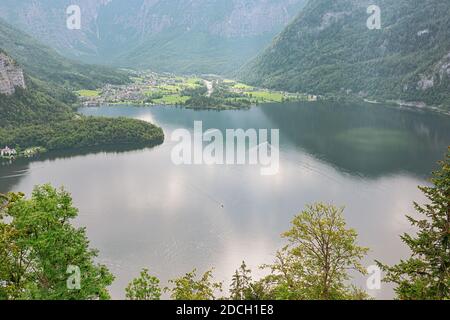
[76,72,316,110]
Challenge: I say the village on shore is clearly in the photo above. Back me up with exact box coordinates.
[1,145,46,162]
[76,71,319,108]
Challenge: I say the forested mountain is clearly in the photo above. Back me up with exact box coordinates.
[240,0,450,109]
[0,0,306,74]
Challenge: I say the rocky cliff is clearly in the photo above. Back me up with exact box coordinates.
[0,52,25,95]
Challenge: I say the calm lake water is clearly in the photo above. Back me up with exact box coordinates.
[1,102,449,299]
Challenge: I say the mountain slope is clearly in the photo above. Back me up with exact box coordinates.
[0,17,129,93]
[0,51,73,127]
[0,32,163,153]
[0,80,73,128]
[240,0,450,109]
[0,0,306,74]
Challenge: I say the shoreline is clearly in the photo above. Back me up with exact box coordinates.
[78,95,450,117]
[361,98,450,116]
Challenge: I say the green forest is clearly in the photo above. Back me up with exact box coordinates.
[0,117,164,152]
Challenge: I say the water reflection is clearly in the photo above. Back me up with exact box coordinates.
[260,102,450,178]
[0,102,448,299]
[79,103,450,179]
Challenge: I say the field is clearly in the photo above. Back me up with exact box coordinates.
[152,94,191,105]
[245,90,284,103]
[76,90,101,97]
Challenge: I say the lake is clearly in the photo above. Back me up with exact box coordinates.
[1,101,449,299]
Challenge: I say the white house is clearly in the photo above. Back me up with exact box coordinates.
[0,146,17,157]
[308,95,318,102]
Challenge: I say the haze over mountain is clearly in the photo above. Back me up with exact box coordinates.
[0,0,306,74]
[240,0,450,109]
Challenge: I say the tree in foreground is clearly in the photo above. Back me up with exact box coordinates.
[377,148,450,300]
[0,185,113,300]
[229,261,255,300]
[125,268,161,300]
[166,269,222,300]
[262,203,369,300]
